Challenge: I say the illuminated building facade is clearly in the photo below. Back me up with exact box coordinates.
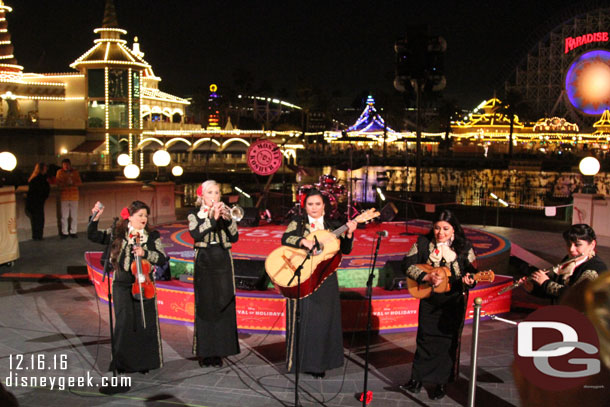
[0,0,189,169]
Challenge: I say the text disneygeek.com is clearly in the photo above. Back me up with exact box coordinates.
[4,353,131,391]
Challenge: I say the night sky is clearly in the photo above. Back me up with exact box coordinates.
[7,0,598,109]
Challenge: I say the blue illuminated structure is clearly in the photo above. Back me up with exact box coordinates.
[565,50,610,116]
[347,95,396,134]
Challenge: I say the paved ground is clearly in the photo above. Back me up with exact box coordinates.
[0,224,608,407]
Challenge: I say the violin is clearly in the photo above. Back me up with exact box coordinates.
[130,231,156,328]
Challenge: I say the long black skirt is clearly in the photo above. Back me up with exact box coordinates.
[110,281,163,373]
[411,291,466,384]
[193,245,240,357]
[286,273,344,373]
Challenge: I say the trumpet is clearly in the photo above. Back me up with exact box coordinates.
[210,200,244,222]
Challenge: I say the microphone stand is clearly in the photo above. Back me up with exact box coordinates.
[360,233,383,406]
[99,217,130,394]
[286,241,317,407]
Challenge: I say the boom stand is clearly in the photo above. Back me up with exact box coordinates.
[286,246,315,407]
[359,233,383,406]
[100,217,130,395]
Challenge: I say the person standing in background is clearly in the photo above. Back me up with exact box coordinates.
[56,158,82,239]
[26,162,50,240]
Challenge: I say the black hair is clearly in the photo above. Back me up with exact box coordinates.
[110,200,153,270]
[425,209,470,256]
[300,188,330,228]
[563,224,596,244]
[61,158,71,164]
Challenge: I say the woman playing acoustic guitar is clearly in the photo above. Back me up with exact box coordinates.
[282,189,356,378]
[400,210,475,400]
[88,200,167,375]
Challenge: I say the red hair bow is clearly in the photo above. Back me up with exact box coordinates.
[120,207,130,220]
[196,184,203,197]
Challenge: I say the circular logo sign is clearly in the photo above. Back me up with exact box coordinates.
[246,140,283,176]
[513,305,601,391]
[565,49,610,115]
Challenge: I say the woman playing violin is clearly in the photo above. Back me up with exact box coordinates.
[521,223,607,301]
[88,200,167,374]
[188,180,240,368]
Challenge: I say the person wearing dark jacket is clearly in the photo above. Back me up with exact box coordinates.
[26,162,50,240]
[522,223,607,302]
[88,200,167,375]
[187,180,240,368]
[400,210,477,400]
[281,189,357,378]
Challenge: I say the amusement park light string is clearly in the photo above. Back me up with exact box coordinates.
[387,195,574,212]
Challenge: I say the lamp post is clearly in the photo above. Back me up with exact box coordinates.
[579,156,600,194]
[117,153,131,167]
[0,151,17,171]
[171,165,183,177]
[152,149,171,181]
[0,151,17,187]
[123,164,140,179]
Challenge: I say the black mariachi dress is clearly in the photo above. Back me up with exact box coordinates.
[187,208,240,358]
[537,254,607,302]
[402,235,477,385]
[88,222,167,373]
[281,215,353,374]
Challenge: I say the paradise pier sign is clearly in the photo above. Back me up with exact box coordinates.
[565,31,608,54]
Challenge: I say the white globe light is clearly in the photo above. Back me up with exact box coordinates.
[0,151,17,171]
[152,150,171,167]
[123,164,140,179]
[579,156,600,176]
[171,165,183,176]
[117,153,131,166]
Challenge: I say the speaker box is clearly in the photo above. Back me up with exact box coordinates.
[379,202,398,222]
[381,260,408,291]
[233,259,269,290]
[238,207,260,227]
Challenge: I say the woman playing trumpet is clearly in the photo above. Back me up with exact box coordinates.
[187,180,240,368]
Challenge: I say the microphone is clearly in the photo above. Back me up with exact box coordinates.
[376,230,388,237]
[90,202,105,224]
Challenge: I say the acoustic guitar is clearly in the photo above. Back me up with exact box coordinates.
[265,208,380,299]
[407,263,495,299]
